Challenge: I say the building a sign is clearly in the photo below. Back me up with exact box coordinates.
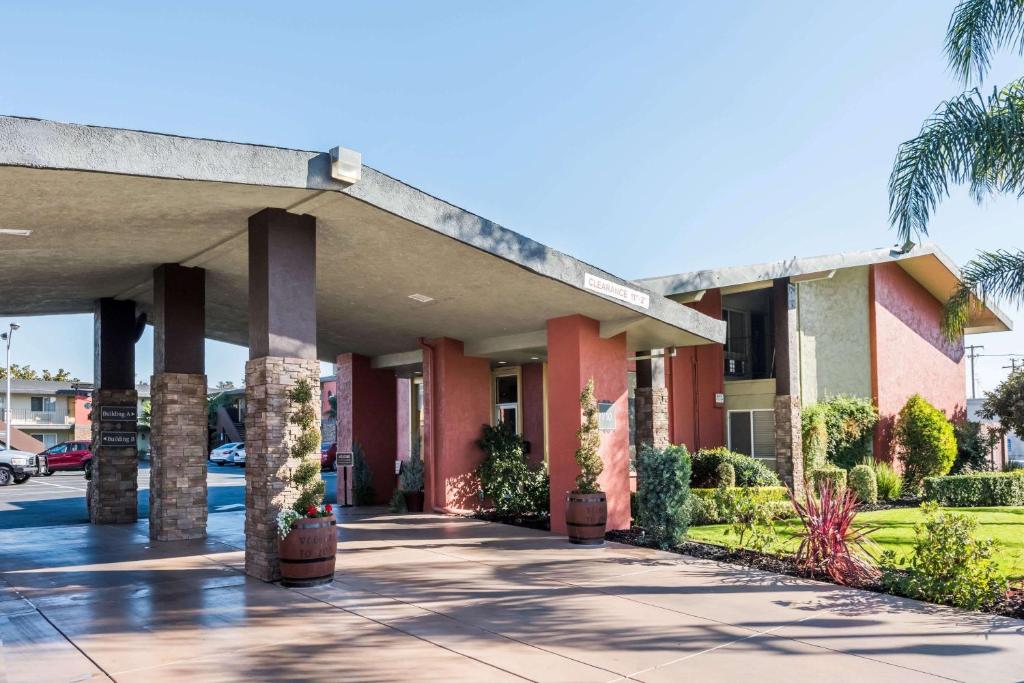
[583,273,650,309]
[100,431,137,447]
[100,405,137,422]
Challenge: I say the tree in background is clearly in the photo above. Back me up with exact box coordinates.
[0,365,77,381]
[979,365,1024,439]
[889,0,1024,337]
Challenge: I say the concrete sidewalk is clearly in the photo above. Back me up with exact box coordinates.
[1,511,1021,682]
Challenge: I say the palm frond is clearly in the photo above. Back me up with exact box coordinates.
[946,0,1024,85]
[942,249,1024,339]
[889,79,1024,242]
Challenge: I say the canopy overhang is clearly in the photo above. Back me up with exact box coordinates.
[0,116,725,363]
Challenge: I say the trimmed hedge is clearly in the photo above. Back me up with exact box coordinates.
[691,448,780,488]
[690,486,792,525]
[716,462,736,488]
[923,471,1024,507]
[849,464,878,504]
[809,466,847,494]
[635,444,692,546]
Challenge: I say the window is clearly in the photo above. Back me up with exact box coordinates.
[32,433,58,449]
[30,396,56,413]
[727,409,776,463]
[723,309,750,378]
[492,368,521,434]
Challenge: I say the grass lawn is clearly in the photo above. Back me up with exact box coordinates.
[687,506,1024,579]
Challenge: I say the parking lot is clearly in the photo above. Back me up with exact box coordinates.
[0,463,338,529]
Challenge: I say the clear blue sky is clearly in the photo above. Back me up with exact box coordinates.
[1,1,1021,393]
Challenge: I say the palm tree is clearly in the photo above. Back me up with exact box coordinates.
[889,0,1024,338]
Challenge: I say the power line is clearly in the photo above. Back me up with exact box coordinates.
[967,345,984,399]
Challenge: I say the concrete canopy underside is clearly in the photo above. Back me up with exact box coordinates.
[0,116,724,359]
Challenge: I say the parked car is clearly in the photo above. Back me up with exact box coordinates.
[231,447,246,467]
[39,441,93,476]
[210,442,243,466]
[0,447,43,486]
[321,442,337,472]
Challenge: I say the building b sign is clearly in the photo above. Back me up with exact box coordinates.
[583,273,650,309]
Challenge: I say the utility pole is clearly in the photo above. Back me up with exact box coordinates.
[1003,357,1019,374]
[967,345,984,399]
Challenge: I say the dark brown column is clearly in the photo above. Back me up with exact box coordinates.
[772,278,803,491]
[245,208,321,582]
[89,298,139,524]
[248,208,317,360]
[150,264,208,541]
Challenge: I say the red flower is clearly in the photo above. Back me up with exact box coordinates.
[306,505,317,517]
[324,504,332,514]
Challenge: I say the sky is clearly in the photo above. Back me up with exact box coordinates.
[0,1,1022,395]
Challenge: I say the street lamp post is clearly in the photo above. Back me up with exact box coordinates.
[2,323,19,451]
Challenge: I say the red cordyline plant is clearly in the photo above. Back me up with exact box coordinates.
[791,482,879,587]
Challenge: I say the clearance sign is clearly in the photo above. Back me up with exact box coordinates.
[583,273,650,310]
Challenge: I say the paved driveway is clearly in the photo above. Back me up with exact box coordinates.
[0,511,1021,682]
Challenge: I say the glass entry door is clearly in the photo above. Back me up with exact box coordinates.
[492,368,521,433]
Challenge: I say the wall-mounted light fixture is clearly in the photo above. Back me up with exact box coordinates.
[329,146,361,185]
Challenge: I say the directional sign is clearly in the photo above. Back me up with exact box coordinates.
[100,405,138,422]
[100,431,137,447]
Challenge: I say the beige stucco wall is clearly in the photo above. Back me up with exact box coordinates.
[797,266,872,406]
[724,378,777,411]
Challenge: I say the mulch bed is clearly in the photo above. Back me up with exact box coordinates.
[606,527,1024,620]
[473,511,551,531]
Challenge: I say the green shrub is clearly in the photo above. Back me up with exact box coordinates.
[714,486,783,552]
[635,444,692,547]
[287,378,325,514]
[895,395,956,491]
[400,442,424,492]
[811,396,878,470]
[922,470,1024,507]
[801,404,829,473]
[873,461,903,501]
[715,462,736,488]
[689,486,791,525]
[881,503,1008,611]
[691,448,780,488]
[352,442,375,506]
[810,465,847,494]
[477,423,549,516]
[848,464,878,504]
[388,488,406,513]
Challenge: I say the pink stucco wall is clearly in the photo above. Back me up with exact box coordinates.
[669,289,726,452]
[870,263,966,459]
[521,362,545,466]
[547,315,630,534]
[335,353,398,504]
[420,338,491,512]
[396,377,412,461]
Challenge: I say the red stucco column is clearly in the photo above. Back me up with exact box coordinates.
[419,338,491,513]
[667,289,725,452]
[546,315,630,534]
[335,353,398,504]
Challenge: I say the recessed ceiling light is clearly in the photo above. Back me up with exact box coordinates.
[407,293,434,303]
[497,361,508,365]
[530,356,540,361]
[0,229,31,237]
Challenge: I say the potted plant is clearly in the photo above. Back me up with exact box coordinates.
[276,378,337,587]
[565,378,606,545]
[400,443,425,512]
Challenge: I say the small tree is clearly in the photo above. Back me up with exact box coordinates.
[400,442,424,493]
[288,378,325,515]
[952,420,998,473]
[980,367,1024,440]
[895,394,956,491]
[574,378,603,493]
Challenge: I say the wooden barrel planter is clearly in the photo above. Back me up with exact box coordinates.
[279,515,337,587]
[403,491,425,512]
[565,491,607,545]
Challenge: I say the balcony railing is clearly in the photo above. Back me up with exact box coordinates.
[6,408,73,426]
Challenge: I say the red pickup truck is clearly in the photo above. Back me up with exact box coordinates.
[40,440,93,476]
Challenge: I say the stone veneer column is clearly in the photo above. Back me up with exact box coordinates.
[149,374,208,540]
[149,263,208,541]
[244,357,321,581]
[89,387,140,523]
[635,352,670,451]
[88,297,139,524]
[244,208,319,582]
[773,278,804,493]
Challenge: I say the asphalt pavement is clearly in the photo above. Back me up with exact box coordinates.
[0,462,338,529]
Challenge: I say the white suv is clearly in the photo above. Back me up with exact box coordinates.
[0,447,42,486]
